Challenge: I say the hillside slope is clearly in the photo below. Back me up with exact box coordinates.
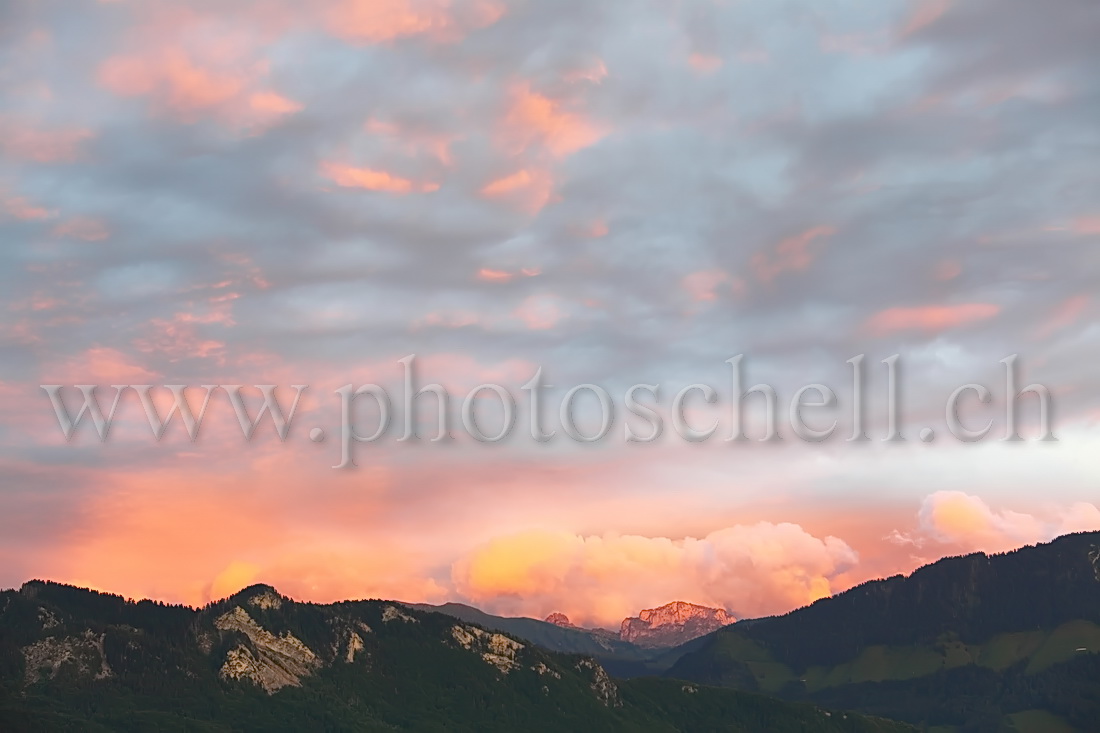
[0,581,912,732]
[667,532,1100,732]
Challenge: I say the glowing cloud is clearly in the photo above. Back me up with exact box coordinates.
[500,83,605,158]
[452,523,858,627]
[322,162,440,193]
[865,303,1000,335]
[324,0,504,44]
[479,168,554,213]
[916,491,1100,553]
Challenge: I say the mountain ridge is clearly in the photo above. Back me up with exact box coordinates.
[665,531,1100,732]
[0,580,913,732]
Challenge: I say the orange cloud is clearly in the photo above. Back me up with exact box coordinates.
[688,53,723,74]
[751,225,836,282]
[479,168,554,214]
[500,82,605,158]
[477,267,539,282]
[100,49,243,110]
[324,0,504,44]
[916,491,1100,553]
[452,523,858,627]
[478,268,513,282]
[39,459,447,608]
[865,302,999,335]
[248,91,303,116]
[321,162,439,193]
[98,45,300,129]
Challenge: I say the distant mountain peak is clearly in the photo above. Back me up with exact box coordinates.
[620,601,735,647]
[544,612,575,627]
[227,584,284,609]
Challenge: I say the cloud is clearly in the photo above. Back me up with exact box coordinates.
[321,162,440,194]
[52,217,111,242]
[751,226,836,283]
[865,303,1000,335]
[498,82,605,158]
[2,196,55,221]
[681,270,729,303]
[480,168,554,213]
[323,0,504,44]
[916,491,1100,553]
[452,523,858,626]
[0,117,92,163]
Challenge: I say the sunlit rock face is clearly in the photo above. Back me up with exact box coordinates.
[618,601,735,647]
[544,612,574,628]
[214,606,321,693]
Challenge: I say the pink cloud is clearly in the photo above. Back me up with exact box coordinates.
[98,45,301,129]
[916,491,1100,553]
[681,270,728,303]
[321,161,440,193]
[1073,216,1100,234]
[324,0,504,44]
[688,53,723,74]
[43,347,159,385]
[366,117,458,166]
[934,259,961,281]
[1035,295,1090,339]
[499,82,605,158]
[52,217,110,242]
[513,294,563,330]
[0,118,93,163]
[865,302,1000,335]
[479,168,555,214]
[899,0,951,38]
[2,196,55,221]
[751,225,836,283]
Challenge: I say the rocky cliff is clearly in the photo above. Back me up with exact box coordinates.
[619,601,735,647]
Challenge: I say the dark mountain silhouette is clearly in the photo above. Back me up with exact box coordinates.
[0,581,911,732]
[666,531,1100,732]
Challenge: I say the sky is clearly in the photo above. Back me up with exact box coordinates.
[1,0,1099,628]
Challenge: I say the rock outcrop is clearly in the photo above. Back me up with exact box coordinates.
[22,630,111,684]
[451,624,525,673]
[619,601,734,647]
[214,606,321,693]
[574,658,622,707]
[544,612,574,628]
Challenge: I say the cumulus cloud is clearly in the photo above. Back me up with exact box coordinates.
[2,0,1099,611]
[451,523,858,626]
[915,491,1100,553]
